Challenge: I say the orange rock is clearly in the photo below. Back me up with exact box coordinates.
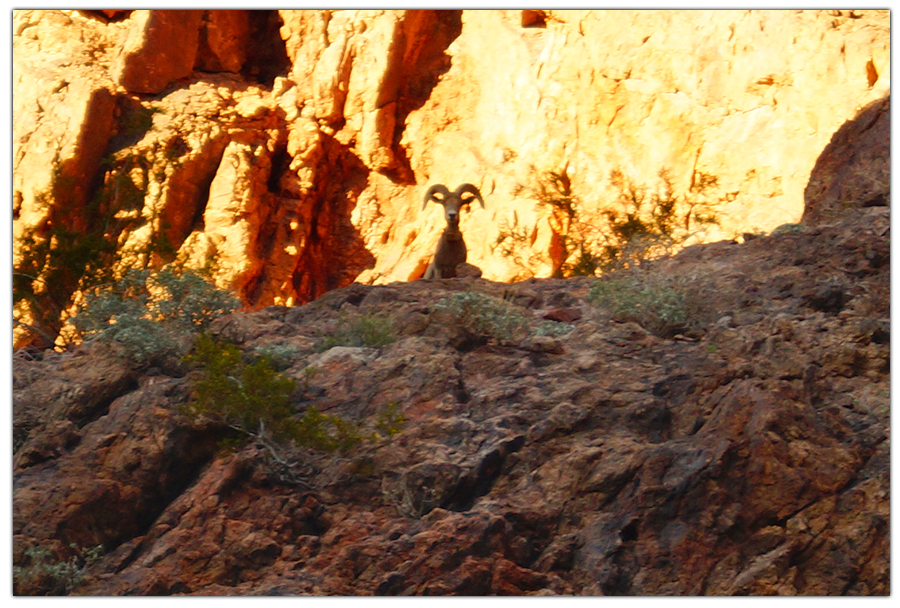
[11,9,891,350]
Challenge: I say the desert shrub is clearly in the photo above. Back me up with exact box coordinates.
[13,197,119,348]
[493,213,546,282]
[291,405,368,454]
[534,320,576,337]
[13,153,165,348]
[181,335,405,462]
[13,544,103,596]
[374,401,407,438]
[252,343,305,371]
[119,105,161,142]
[70,267,240,366]
[771,223,811,235]
[182,334,298,441]
[593,169,729,273]
[589,271,692,338]
[435,292,578,343]
[316,313,396,352]
[434,292,533,343]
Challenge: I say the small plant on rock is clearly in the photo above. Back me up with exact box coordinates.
[316,313,396,352]
[589,271,691,338]
[585,168,728,274]
[13,544,103,596]
[181,334,299,444]
[252,342,305,371]
[534,320,576,337]
[435,292,533,343]
[374,401,407,438]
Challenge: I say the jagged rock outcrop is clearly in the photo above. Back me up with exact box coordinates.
[802,94,890,227]
[12,200,889,595]
[11,9,891,348]
[111,10,204,94]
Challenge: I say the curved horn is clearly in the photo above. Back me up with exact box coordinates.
[423,184,451,210]
[455,183,484,208]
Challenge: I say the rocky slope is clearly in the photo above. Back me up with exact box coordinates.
[11,9,891,596]
[12,197,889,594]
[11,9,890,347]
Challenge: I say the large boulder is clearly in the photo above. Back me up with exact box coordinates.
[802,94,890,227]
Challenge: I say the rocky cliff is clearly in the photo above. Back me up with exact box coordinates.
[11,9,890,347]
[10,9,891,596]
[12,199,889,595]
[12,95,891,594]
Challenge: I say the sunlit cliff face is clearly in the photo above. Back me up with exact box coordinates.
[12,9,890,348]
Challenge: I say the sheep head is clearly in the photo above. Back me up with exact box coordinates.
[422,183,485,231]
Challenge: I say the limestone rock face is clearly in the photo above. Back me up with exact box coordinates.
[11,9,891,347]
[111,10,204,94]
[387,9,890,282]
[196,10,250,73]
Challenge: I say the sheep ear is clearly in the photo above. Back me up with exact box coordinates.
[455,183,484,208]
[423,184,450,210]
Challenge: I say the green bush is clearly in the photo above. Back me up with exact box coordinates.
[316,313,396,352]
[374,401,407,438]
[13,213,119,347]
[13,544,103,596]
[182,334,299,443]
[493,214,546,282]
[588,272,690,338]
[181,335,405,459]
[291,404,367,454]
[13,154,162,348]
[70,268,240,366]
[252,343,304,371]
[119,105,161,141]
[435,292,532,343]
[534,320,576,337]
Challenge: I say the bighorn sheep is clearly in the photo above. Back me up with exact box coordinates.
[422,183,485,279]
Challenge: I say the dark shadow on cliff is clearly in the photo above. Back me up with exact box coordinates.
[290,132,377,302]
[381,10,464,185]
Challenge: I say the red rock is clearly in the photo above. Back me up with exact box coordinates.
[542,307,582,323]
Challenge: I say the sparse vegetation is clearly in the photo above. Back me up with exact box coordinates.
[316,313,397,351]
[374,401,407,438]
[588,271,693,338]
[590,168,726,274]
[181,334,299,445]
[534,320,576,337]
[497,166,735,279]
[494,166,732,338]
[493,212,545,282]
[435,292,533,343]
[13,544,103,596]
[180,335,406,484]
[119,105,161,142]
[432,291,576,343]
[252,342,304,371]
[13,146,185,349]
[13,169,120,347]
[70,268,240,367]
[771,223,811,235]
